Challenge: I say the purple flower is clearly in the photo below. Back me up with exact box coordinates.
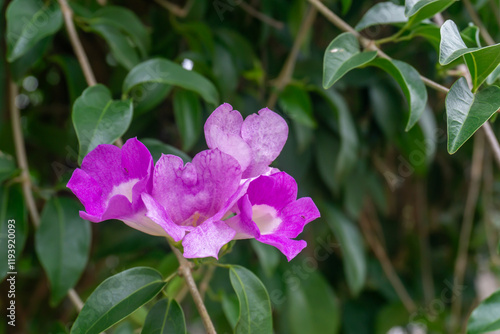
[226,172,320,261]
[67,138,168,236]
[142,149,246,259]
[204,103,288,179]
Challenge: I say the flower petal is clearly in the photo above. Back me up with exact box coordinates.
[247,172,297,211]
[68,168,104,217]
[152,149,242,225]
[225,195,260,239]
[277,197,320,238]
[141,194,190,240]
[204,103,252,172]
[257,234,306,261]
[121,137,154,180]
[241,108,288,178]
[182,220,236,259]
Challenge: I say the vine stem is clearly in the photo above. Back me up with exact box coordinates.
[58,0,96,87]
[168,242,216,334]
[462,0,496,46]
[239,1,284,30]
[267,5,317,108]
[308,0,500,168]
[9,81,85,312]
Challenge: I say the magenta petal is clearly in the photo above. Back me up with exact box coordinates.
[247,172,297,211]
[182,220,236,259]
[142,194,190,241]
[121,138,154,179]
[241,108,288,178]
[204,103,252,172]
[67,168,104,217]
[152,149,242,224]
[277,197,321,238]
[257,234,307,261]
[225,195,260,239]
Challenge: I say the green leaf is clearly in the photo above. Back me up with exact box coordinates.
[0,152,17,184]
[404,24,440,50]
[35,197,90,305]
[487,64,500,85]
[173,90,202,152]
[0,185,27,281]
[318,89,359,180]
[368,58,428,130]
[70,267,167,334]
[88,23,140,70]
[323,204,366,296]
[278,84,316,128]
[341,0,352,14]
[250,240,280,277]
[467,289,500,333]
[222,292,240,329]
[405,0,457,25]
[51,55,87,103]
[286,271,340,334]
[141,138,192,164]
[355,2,407,31]
[90,6,150,58]
[461,24,481,48]
[229,265,273,334]
[439,20,500,91]
[446,77,500,154]
[323,33,377,88]
[6,0,63,62]
[141,299,186,334]
[315,131,340,195]
[72,84,133,164]
[123,58,219,106]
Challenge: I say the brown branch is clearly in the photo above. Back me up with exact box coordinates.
[154,0,194,17]
[168,243,216,334]
[308,0,500,169]
[239,1,284,30]
[463,0,496,46]
[267,6,317,108]
[58,0,97,87]
[359,208,417,313]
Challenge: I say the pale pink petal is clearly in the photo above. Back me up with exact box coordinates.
[182,220,236,259]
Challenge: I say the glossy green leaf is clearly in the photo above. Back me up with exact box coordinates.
[461,25,481,48]
[323,33,377,88]
[0,185,27,281]
[35,197,90,305]
[90,6,150,58]
[355,2,407,31]
[446,77,500,154]
[287,271,340,334]
[323,204,366,296]
[123,58,219,106]
[72,84,133,164]
[88,23,140,70]
[278,84,316,128]
[439,20,500,90]
[229,265,273,334]
[70,267,166,334]
[141,299,186,334]
[141,138,192,164]
[6,0,63,62]
[405,0,457,25]
[486,64,500,85]
[222,292,240,329]
[369,58,427,130]
[0,152,16,184]
[467,289,500,333]
[173,90,202,151]
[404,24,440,49]
[132,84,172,115]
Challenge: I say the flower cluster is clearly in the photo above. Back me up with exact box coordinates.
[68,103,320,260]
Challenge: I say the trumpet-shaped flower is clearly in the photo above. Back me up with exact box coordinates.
[226,172,320,261]
[204,103,288,179]
[67,138,168,236]
[142,149,245,258]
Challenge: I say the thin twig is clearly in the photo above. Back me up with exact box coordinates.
[168,242,216,334]
[154,0,194,17]
[239,1,284,30]
[359,208,417,313]
[463,0,496,45]
[308,0,500,168]
[200,265,216,301]
[9,80,85,314]
[451,130,485,332]
[267,6,317,108]
[58,0,96,86]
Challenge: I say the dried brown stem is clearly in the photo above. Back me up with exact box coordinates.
[168,243,216,334]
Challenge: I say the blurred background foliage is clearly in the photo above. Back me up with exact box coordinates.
[1,0,500,333]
